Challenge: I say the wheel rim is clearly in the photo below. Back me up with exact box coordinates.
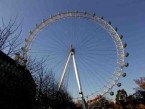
[22,11,126,101]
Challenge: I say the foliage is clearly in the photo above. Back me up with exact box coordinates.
[116,89,127,102]
[134,77,145,90]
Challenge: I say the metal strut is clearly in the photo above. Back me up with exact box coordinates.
[58,45,87,109]
[58,52,71,90]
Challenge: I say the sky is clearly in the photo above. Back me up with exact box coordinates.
[0,0,145,100]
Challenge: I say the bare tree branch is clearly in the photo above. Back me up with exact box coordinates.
[0,17,22,56]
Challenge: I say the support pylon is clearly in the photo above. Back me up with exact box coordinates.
[58,45,88,109]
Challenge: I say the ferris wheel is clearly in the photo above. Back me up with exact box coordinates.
[21,11,129,108]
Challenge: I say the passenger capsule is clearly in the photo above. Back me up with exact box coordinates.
[67,10,70,14]
[75,10,78,13]
[50,15,52,18]
[110,91,114,96]
[84,11,87,15]
[21,47,26,52]
[125,53,129,57]
[120,35,123,39]
[29,31,33,35]
[125,63,129,67]
[122,73,126,77]
[58,11,61,15]
[42,19,46,23]
[25,38,29,42]
[35,24,39,28]
[108,21,111,25]
[115,27,118,31]
[93,13,96,17]
[123,43,127,48]
[117,83,121,87]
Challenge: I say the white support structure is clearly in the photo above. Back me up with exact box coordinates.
[72,53,87,109]
[58,46,87,109]
[58,53,71,90]
[72,53,83,94]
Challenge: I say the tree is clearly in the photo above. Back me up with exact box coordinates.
[0,17,75,109]
[134,77,145,105]
[27,58,75,109]
[134,77,145,90]
[0,17,22,56]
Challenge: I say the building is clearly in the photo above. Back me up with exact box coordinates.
[0,51,36,109]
